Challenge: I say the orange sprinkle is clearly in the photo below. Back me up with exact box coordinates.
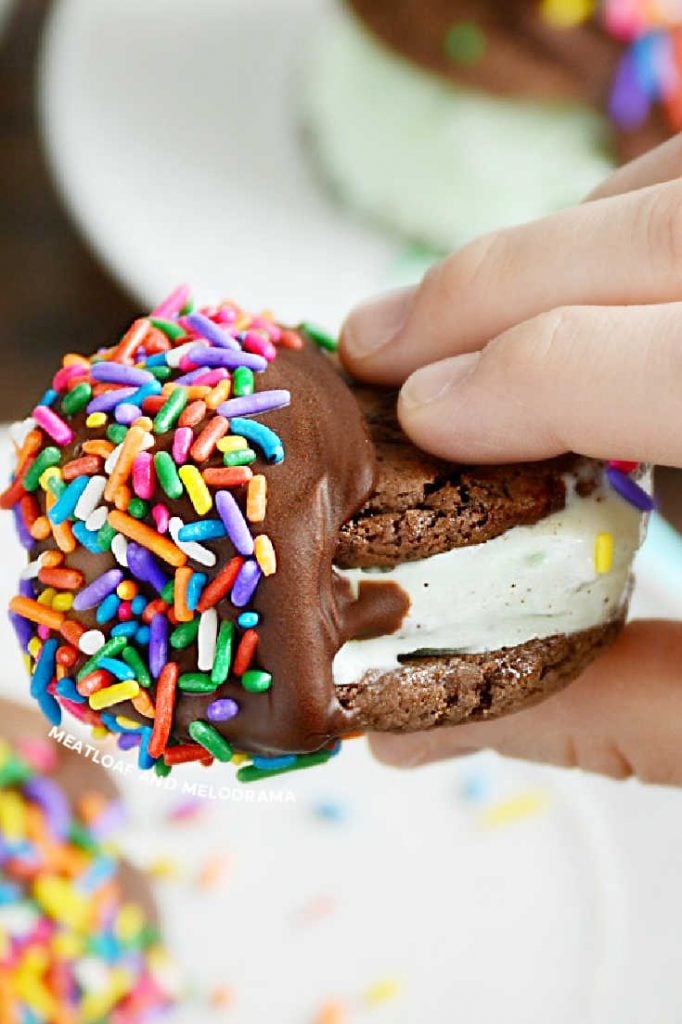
[174,567,194,623]
[133,415,154,432]
[30,515,51,541]
[163,383,210,401]
[108,511,187,567]
[15,428,43,472]
[41,550,64,568]
[9,596,64,631]
[104,424,150,502]
[342,730,366,740]
[117,580,138,601]
[233,629,258,676]
[202,466,253,488]
[63,353,90,368]
[178,400,206,428]
[112,317,152,364]
[132,690,156,719]
[246,475,267,523]
[254,534,277,576]
[60,620,86,647]
[56,645,78,669]
[46,491,76,554]
[142,598,170,624]
[114,484,132,511]
[19,494,39,528]
[38,567,84,590]
[280,328,304,350]
[190,416,229,462]
[205,378,231,410]
[82,440,115,458]
[62,456,103,481]
[313,1000,347,1024]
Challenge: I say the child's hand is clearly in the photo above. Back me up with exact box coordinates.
[340,134,682,786]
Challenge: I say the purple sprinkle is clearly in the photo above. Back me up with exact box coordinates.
[186,312,241,350]
[231,559,262,607]
[607,467,656,512]
[215,490,254,556]
[127,542,169,595]
[173,367,214,386]
[609,52,650,130]
[73,569,124,612]
[91,363,154,386]
[89,798,128,840]
[115,403,142,425]
[9,611,33,651]
[23,777,71,839]
[86,387,138,414]
[12,504,33,550]
[187,344,267,372]
[149,613,169,679]
[206,698,239,722]
[118,732,142,751]
[218,389,291,418]
[19,577,34,599]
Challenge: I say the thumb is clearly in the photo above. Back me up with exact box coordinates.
[370,620,682,787]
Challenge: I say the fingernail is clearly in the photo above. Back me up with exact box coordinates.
[342,286,413,361]
[400,352,481,409]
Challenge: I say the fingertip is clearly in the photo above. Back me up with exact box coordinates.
[368,733,430,768]
[396,352,482,462]
[339,286,414,384]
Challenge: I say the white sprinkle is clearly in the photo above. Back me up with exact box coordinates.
[74,475,107,521]
[168,517,216,568]
[20,556,43,581]
[111,533,129,568]
[85,506,108,533]
[10,418,37,448]
[104,443,123,476]
[198,609,218,672]
[165,341,200,368]
[79,629,106,655]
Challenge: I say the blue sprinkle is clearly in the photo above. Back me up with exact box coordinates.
[178,519,226,542]
[253,755,297,770]
[100,712,142,735]
[312,799,348,823]
[186,572,207,612]
[76,856,117,894]
[30,639,58,697]
[111,621,139,638]
[37,691,62,726]
[55,678,86,704]
[144,352,167,367]
[39,388,58,407]
[72,521,104,553]
[0,882,21,905]
[128,380,162,407]
[97,657,136,681]
[97,594,121,624]
[135,626,151,646]
[230,417,284,463]
[131,596,148,615]
[47,476,90,525]
[138,728,156,770]
[237,611,260,629]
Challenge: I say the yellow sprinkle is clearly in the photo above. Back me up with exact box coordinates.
[36,588,56,608]
[0,792,27,841]
[254,534,277,576]
[594,532,614,575]
[116,902,145,942]
[81,968,134,1023]
[246,474,267,523]
[33,875,91,929]
[22,653,32,673]
[234,314,251,333]
[89,680,140,711]
[28,637,42,659]
[148,857,181,879]
[178,464,213,516]
[52,591,74,612]
[39,466,62,492]
[91,725,109,740]
[231,752,249,765]
[14,969,57,1018]
[116,715,143,731]
[217,435,248,453]
[86,412,108,429]
[480,790,550,829]
[52,932,84,958]
[364,978,402,1007]
[541,0,595,27]
[117,580,138,601]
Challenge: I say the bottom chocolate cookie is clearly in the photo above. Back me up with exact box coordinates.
[336,619,623,732]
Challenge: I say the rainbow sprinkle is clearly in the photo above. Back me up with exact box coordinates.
[0,735,177,1021]
[542,0,682,132]
[2,288,341,782]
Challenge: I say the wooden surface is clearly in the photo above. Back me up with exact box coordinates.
[1,1,681,532]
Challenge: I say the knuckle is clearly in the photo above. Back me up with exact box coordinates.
[421,231,504,310]
[483,306,582,382]
[641,180,682,271]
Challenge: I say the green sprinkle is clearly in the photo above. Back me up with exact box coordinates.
[179,672,216,693]
[77,635,127,680]
[161,580,175,604]
[61,382,92,416]
[154,451,183,500]
[23,448,61,492]
[232,366,254,397]
[153,388,188,434]
[97,522,117,552]
[170,619,200,650]
[211,620,234,685]
[223,449,257,467]
[444,21,486,66]
[154,758,172,777]
[237,750,332,783]
[107,423,128,445]
[68,821,98,852]
[121,646,152,689]
[188,720,233,761]
[150,317,187,341]
[300,322,338,352]
[127,498,149,520]
[241,669,272,693]
[47,475,66,499]
[0,755,33,788]
[148,365,172,382]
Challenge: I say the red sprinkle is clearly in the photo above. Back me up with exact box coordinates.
[233,629,258,676]
[148,662,178,759]
[202,467,253,488]
[164,744,214,766]
[196,557,244,612]
[62,456,103,481]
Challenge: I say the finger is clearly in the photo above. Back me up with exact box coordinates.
[340,176,682,386]
[397,301,682,465]
[588,131,682,201]
[370,620,682,787]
